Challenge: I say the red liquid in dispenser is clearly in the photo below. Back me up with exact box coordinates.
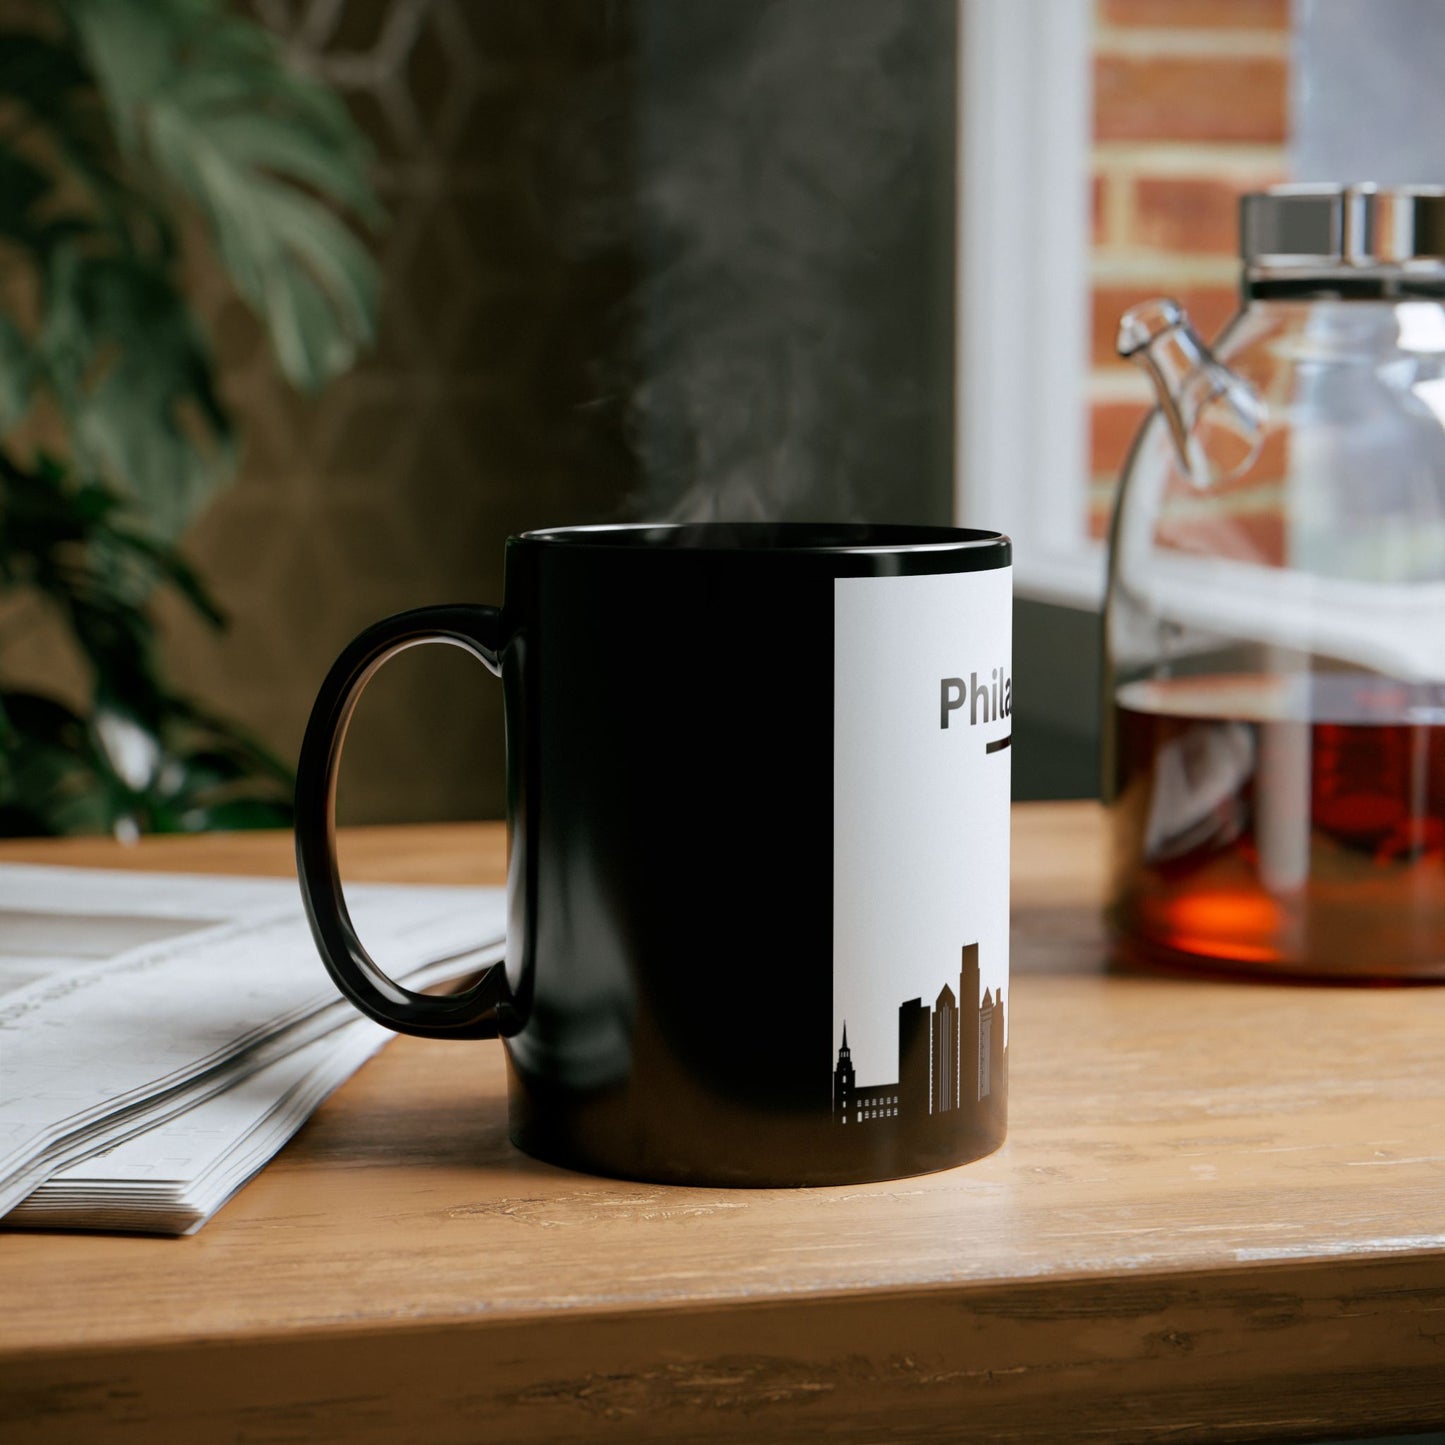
[1109,674,1445,979]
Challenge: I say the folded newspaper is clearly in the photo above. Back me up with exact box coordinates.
[0,864,505,1235]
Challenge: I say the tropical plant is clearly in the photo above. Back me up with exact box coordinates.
[0,0,380,835]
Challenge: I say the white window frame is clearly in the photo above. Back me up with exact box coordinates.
[956,0,1104,611]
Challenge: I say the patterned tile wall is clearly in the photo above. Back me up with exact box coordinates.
[160,0,638,825]
[0,0,955,831]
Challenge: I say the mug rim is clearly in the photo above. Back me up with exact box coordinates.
[515,522,1010,556]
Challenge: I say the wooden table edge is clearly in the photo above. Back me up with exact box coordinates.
[6,1250,1445,1443]
[3,1241,1445,1359]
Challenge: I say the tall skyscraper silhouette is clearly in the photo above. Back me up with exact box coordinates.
[931,983,958,1113]
[978,990,994,1099]
[984,986,1006,1101]
[959,943,981,1104]
[898,996,931,1120]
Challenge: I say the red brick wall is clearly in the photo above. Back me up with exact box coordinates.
[1088,0,1290,538]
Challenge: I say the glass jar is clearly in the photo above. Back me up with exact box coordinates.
[1104,184,1445,980]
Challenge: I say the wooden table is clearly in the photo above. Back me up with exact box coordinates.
[2,803,1443,1444]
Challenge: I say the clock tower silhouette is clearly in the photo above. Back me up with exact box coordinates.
[833,1023,856,1119]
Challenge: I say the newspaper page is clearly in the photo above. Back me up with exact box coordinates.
[0,865,505,1228]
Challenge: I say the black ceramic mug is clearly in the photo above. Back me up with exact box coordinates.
[296,523,1013,1186]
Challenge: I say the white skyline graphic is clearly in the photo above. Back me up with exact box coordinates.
[832,568,1012,1088]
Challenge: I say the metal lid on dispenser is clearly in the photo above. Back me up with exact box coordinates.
[1241,185,1445,291]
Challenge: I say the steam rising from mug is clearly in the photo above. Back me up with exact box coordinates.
[558,1,956,524]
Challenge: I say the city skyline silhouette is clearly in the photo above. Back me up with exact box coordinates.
[833,943,1006,1125]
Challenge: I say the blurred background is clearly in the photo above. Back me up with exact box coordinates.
[0,0,1432,833]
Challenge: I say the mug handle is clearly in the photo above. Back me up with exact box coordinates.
[295,605,511,1040]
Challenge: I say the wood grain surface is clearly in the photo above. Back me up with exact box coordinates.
[2,804,1444,1443]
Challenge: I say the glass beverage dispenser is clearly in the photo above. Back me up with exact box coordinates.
[1105,185,1445,980]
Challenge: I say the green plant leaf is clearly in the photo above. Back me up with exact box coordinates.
[0,30,158,257]
[36,247,234,537]
[166,697,295,785]
[107,524,225,626]
[0,33,89,117]
[0,672,296,838]
[0,689,115,836]
[0,149,51,246]
[64,0,382,392]
[0,315,32,427]
[0,0,360,837]
[0,453,224,739]
[0,689,89,748]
